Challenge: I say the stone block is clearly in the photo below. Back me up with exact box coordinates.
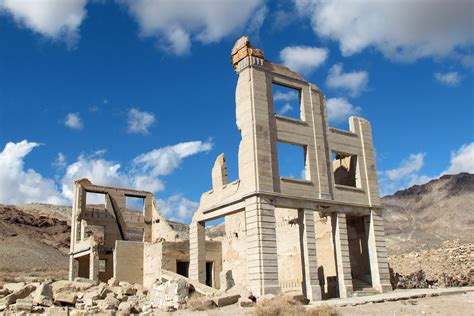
[15,298,33,313]
[73,278,97,285]
[48,306,70,316]
[213,294,240,307]
[0,284,36,306]
[33,283,54,306]
[54,292,77,306]
[3,282,26,292]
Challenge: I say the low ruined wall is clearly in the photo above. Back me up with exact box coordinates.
[114,240,144,285]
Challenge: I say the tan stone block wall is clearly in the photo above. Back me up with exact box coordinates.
[222,212,249,288]
[114,240,144,285]
[275,208,303,293]
[143,242,163,289]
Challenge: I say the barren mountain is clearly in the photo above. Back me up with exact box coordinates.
[382,173,474,255]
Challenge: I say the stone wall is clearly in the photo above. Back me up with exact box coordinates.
[275,208,303,293]
[221,212,248,289]
[114,241,144,285]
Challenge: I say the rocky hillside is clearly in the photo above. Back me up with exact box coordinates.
[382,173,474,255]
[0,204,71,281]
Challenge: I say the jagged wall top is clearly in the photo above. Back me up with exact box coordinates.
[231,36,264,71]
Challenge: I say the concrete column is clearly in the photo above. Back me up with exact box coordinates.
[89,248,100,281]
[367,209,392,292]
[189,221,206,284]
[331,212,353,298]
[143,195,153,242]
[298,209,322,301]
[245,196,279,296]
[68,256,77,281]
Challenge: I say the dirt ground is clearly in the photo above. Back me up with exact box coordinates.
[155,292,474,315]
[336,291,474,316]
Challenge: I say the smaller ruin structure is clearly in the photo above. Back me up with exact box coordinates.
[69,37,391,301]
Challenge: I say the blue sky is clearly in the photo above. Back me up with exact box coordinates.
[0,0,473,222]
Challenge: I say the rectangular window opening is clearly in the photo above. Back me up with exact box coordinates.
[205,218,225,239]
[206,261,214,287]
[99,259,107,273]
[176,261,190,278]
[277,142,308,180]
[125,196,145,213]
[332,152,360,188]
[272,83,302,120]
[86,192,106,209]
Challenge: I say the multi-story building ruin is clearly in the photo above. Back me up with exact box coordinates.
[69,37,391,301]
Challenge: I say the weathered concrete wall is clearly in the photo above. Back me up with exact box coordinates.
[114,241,144,285]
[143,240,222,290]
[221,212,248,289]
[143,242,163,289]
[275,208,303,293]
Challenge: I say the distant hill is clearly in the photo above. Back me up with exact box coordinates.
[382,173,474,255]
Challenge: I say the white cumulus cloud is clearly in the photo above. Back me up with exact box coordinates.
[0,139,213,218]
[65,112,83,130]
[326,97,361,124]
[434,71,462,87]
[119,0,266,55]
[0,0,87,47]
[273,90,298,102]
[156,194,199,223]
[280,46,328,75]
[296,0,474,62]
[444,142,474,174]
[385,153,426,181]
[132,141,212,177]
[127,108,156,135]
[326,63,368,97]
[277,103,294,115]
[0,141,67,205]
[53,152,67,169]
[378,142,474,195]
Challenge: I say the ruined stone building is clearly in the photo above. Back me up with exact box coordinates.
[69,37,391,301]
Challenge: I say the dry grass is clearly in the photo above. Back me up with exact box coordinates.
[253,294,336,316]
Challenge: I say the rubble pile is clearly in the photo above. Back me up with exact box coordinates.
[389,240,474,289]
[0,273,257,315]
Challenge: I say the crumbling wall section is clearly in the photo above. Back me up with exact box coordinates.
[114,240,144,285]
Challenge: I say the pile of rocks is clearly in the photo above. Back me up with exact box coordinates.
[389,240,474,289]
[0,277,147,315]
[0,272,257,314]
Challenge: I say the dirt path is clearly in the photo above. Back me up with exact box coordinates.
[337,291,474,316]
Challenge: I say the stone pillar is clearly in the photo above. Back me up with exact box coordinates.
[245,196,279,296]
[331,212,353,298]
[143,195,154,242]
[298,209,322,301]
[89,248,100,281]
[367,209,392,292]
[189,221,206,284]
[69,256,77,281]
